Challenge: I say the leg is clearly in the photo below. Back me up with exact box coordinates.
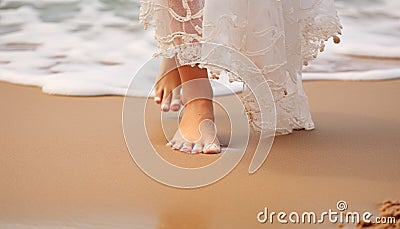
[154,57,182,112]
[153,0,204,112]
[156,0,220,153]
[167,65,221,154]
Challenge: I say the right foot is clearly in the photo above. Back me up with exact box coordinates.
[167,78,221,154]
[154,58,182,112]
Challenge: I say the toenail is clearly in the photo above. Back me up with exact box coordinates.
[170,105,180,111]
[192,150,202,154]
[191,150,201,154]
[192,145,202,153]
[180,147,191,153]
[204,143,220,153]
[154,97,161,102]
[171,99,180,106]
[161,104,169,110]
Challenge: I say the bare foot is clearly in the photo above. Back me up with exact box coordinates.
[154,58,182,112]
[167,78,221,154]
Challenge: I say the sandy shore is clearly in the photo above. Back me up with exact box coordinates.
[0,80,399,229]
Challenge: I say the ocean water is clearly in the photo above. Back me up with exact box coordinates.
[0,0,399,96]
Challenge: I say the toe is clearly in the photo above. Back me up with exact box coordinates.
[166,139,176,147]
[180,142,193,153]
[170,88,181,112]
[170,100,181,112]
[203,143,221,154]
[192,142,204,154]
[161,93,172,112]
[172,141,184,150]
[154,89,163,104]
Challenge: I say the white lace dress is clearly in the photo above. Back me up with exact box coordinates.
[139,0,342,135]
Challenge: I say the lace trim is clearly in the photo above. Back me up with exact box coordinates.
[140,1,342,66]
[139,0,204,58]
[139,0,342,135]
[299,0,343,65]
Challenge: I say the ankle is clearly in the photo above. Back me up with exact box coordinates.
[185,98,213,107]
[181,79,213,105]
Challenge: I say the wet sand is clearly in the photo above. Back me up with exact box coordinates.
[0,80,399,229]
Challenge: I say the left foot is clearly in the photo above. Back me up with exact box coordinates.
[154,58,182,112]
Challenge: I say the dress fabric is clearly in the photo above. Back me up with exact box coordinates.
[139,0,342,135]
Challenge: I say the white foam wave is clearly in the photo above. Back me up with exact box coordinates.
[303,68,400,81]
[0,0,399,97]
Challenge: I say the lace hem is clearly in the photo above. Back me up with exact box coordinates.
[299,0,343,65]
[139,0,342,135]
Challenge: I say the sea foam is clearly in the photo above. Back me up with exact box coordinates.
[0,0,399,97]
